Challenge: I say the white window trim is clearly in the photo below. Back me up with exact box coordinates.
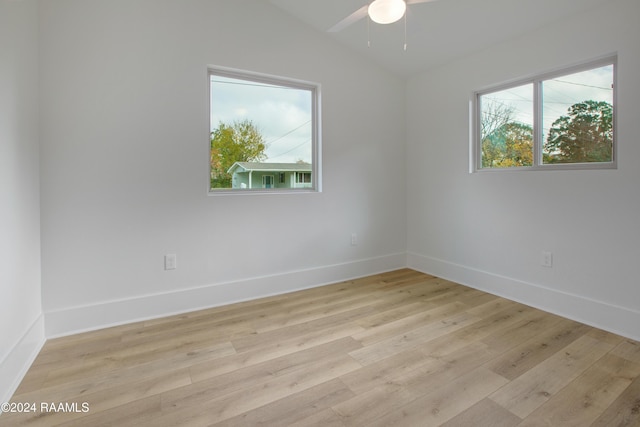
[470,55,617,173]
[208,65,322,195]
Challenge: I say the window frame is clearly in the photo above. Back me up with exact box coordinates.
[471,55,617,172]
[208,65,322,194]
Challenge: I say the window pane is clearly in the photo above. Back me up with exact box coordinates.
[480,83,534,168]
[210,72,315,191]
[542,65,614,164]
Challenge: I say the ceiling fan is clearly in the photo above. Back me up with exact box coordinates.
[327,0,440,33]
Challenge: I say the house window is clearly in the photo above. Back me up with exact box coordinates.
[296,172,311,184]
[472,56,616,171]
[209,66,321,193]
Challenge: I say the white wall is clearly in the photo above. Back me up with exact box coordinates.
[0,0,45,404]
[39,0,407,336]
[407,0,640,340]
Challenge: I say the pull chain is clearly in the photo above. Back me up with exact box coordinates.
[404,12,407,51]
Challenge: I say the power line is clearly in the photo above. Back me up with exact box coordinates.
[551,79,613,90]
[266,120,311,144]
[269,139,311,160]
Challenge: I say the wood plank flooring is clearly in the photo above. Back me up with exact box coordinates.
[3,269,640,426]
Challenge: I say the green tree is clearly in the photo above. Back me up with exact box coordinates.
[210,119,267,188]
[482,122,533,168]
[544,100,613,163]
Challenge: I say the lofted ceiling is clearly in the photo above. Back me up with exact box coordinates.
[268,0,610,78]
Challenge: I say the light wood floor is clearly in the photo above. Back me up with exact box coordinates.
[4,269,640,426]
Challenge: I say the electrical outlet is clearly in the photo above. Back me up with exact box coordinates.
[165,254,177,270]
[351,233,357,246]
[541,251,553,268]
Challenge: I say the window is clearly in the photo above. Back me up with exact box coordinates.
[209,66,321,193]
[296,172,311,184]
[472,56,616,171]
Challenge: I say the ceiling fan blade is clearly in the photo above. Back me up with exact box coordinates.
[327,4,369,32]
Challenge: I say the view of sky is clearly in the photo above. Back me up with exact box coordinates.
[210,75,313,164]
[482,64,614,140]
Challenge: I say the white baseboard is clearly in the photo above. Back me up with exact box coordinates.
[0,314,46,405]
[407,252,640,342]
[45,253,407,338]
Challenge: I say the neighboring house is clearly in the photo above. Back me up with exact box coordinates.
[227,162,312,189]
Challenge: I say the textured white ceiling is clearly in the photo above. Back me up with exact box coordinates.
[268,0,610,77]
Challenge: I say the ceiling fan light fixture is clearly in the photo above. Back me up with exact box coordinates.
[368,0,407,24]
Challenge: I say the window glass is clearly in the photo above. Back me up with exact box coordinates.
[480,83,533,168]
[542,65,614,164]
[209,68,319,192]
[474,57,615,171]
